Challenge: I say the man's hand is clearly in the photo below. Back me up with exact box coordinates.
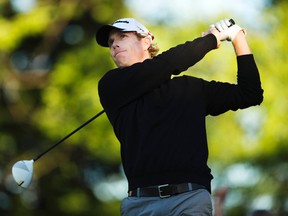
[201,26,224,48]
[201,19,246,48]
[202,18,251,55]
[214,19,246,42]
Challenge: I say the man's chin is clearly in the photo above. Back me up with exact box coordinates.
[116,61,131,68]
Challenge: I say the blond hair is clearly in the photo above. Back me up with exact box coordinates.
[137,33,159,58]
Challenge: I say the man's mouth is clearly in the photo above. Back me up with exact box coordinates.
[114,50,125,57]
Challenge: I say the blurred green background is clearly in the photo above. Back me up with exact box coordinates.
[0,0,287,215]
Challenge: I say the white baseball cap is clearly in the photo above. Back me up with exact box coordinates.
[96,18,154,47]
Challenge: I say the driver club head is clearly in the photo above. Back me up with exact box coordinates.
[12,160,34,189]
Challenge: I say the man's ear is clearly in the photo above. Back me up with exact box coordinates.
[143,37,152,50]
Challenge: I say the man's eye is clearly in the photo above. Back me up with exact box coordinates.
[120,34,127,38]
[108,38,114,46]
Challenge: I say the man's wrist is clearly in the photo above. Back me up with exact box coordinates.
[232,33,251,56]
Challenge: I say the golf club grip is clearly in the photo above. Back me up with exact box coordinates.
[33,110,105,161]
[228,19,235,27]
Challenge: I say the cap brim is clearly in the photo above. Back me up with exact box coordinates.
[96,25,123,47]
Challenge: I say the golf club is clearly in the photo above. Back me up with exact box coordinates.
[12,110,105,188]
[228,18,235,26]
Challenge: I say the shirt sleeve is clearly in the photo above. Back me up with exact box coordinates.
[205,54,264,116]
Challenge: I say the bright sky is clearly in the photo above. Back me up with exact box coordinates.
[12,0,267,28]
[125,0,267,27]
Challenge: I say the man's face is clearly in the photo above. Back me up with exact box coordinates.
[108,30,150,68]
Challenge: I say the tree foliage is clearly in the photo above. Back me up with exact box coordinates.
[0,0,287,215]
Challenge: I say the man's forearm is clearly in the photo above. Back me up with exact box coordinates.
[232,31,251,56]
[158,34,217,75]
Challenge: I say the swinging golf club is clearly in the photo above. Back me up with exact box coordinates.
[12,110,105,188]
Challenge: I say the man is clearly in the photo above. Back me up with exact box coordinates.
[95,18,263,215]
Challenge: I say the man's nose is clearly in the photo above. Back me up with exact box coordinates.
[111,40,119,49]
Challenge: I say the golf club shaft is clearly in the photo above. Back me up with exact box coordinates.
[33,110,105,162]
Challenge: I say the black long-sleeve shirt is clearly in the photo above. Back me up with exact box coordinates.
[98,34,263,192]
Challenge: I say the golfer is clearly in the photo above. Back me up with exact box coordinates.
[96,18,263,215]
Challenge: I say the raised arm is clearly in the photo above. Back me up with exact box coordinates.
[203,19,263,115]
[99,34,218,116]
